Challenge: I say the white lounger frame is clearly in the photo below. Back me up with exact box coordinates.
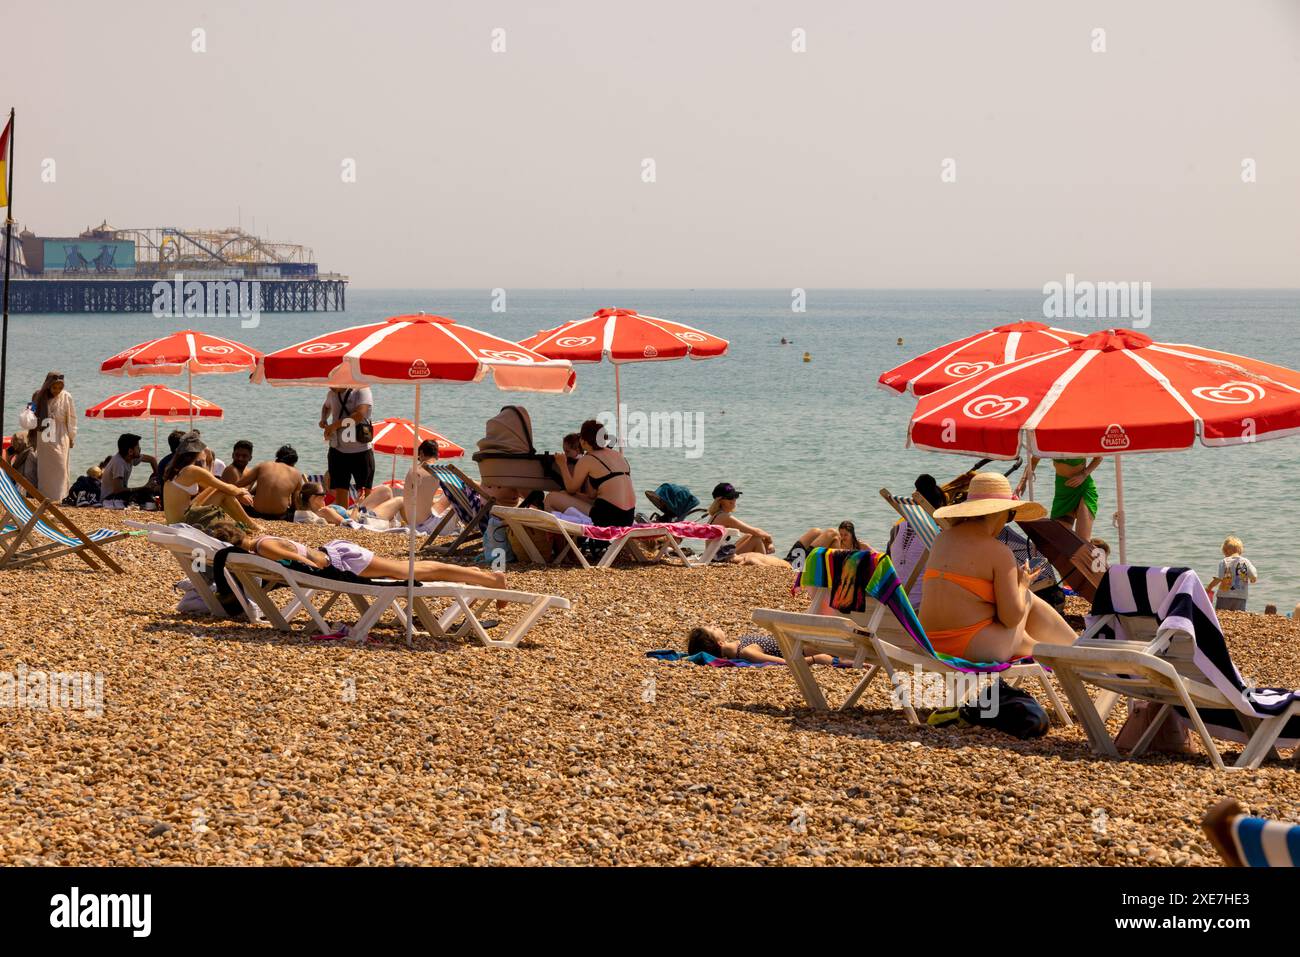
[751,587,1070,726]
[492,506,739,569]
[1032,617,1300,770]
[222,552,569,648]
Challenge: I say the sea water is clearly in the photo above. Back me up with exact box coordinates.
[3,289,1297,609]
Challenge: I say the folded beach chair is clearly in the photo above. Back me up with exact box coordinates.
[750,548,1070,725]
[1203,798,1300,867]
[420,463,495,555]
[492,506,739,569]
[0,457,129,573]
[1031,565,1300,770]
[222,551,568,647]
[1017,519,1105,601]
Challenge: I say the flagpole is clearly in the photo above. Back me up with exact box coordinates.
[1,108,14,431]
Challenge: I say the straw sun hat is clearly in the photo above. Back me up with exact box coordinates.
[932,471,1046,522]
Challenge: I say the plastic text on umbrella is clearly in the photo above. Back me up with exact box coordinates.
[1190,381,1266,404]
[643,346,658,358]
[1100,424,1131,450]
[409,359,431,378]
[962,394,1029,419]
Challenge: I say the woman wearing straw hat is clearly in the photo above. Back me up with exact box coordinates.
[922,472,1077,663]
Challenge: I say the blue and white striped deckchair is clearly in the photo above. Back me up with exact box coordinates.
[0,457,128,572]
[879,487,944,595]
[1204,799,1300,867]
[420,463,495,555]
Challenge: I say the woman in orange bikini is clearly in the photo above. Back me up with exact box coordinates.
[921,472,1077,663]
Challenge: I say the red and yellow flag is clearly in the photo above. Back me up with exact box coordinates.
[0,115,10,208]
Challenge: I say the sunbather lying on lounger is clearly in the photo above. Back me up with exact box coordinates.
[688,625,839,665]
[922,473,1076,663]
[206,519,509,594]
[294,481,406,528]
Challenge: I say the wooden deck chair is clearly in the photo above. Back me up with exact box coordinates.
[0,457,128,572]
[492,506,739,569]
[751,585,1071,726]
[223,552,569,648]
[879,487,944,596]
[1032,598,1300,770]
[1018,519,1105,601]
[419,463,495,555]
[1203,798,1300,867]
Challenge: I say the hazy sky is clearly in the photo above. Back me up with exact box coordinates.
[6,0,1299,288]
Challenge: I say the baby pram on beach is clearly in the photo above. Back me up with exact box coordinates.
[471,405,563,492]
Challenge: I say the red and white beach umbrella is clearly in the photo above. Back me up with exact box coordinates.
[371,417,464,459]
[370,416,464,486]
[878,321,1083,398]
[521,307,728,443]
[908,328,1300,560]
[101,329,261,427]
[254,313,575,644]
[252,314,576,392]
[85,386,223,458]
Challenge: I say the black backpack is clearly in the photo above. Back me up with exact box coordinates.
[959,679,1050,739]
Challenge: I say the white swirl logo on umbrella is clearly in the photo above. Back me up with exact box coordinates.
[409,359,431,378]
[555,336,596,348]
[116,399,143,408]
[201,345,234,355]
[962,394,1029,419]
[478,349,531,363]
[676,332,707,343]
[297,342,349,355]
[1190,381,1266,405]
[944,361,994,379]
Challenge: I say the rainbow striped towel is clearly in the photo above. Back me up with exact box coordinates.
[794,547,1030,674]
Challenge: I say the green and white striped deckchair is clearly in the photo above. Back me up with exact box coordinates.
[0,457,129,572]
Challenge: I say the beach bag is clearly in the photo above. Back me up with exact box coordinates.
[1115,698,1190,754]
[960,679,1050,739]
[17,404,38,431]
[62,475,101,508]
[340,389,373,444]
[174,579,211,615]
[483,514,514,567]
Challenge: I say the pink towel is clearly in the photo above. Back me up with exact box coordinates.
[579,521,725,541]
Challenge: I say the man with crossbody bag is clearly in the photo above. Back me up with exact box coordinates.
[320,385,376,506]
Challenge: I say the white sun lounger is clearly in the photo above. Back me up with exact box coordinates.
[1032,618,1300,770]
[222,551,569,648]
[751,586,1071,726]
[492,506,739,569]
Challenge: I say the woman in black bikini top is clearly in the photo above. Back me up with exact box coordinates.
[553,419,637,527]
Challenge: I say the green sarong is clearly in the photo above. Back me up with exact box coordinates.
[1051,471,1098,520]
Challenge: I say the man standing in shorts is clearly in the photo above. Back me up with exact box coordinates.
[320,385,375,506]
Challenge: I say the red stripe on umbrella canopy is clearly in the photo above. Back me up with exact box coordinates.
[878,321,1083,397]
[252,314,576,393]
[85,386,224,422]
[520,308,729,364]
[370,417,464,458]
[101,329,262,376]
[908,328,1300,458]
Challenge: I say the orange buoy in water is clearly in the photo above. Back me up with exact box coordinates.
[802,352,812,362]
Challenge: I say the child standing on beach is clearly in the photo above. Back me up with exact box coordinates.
[1207,536,1257,612]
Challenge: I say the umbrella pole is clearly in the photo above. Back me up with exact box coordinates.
[406,385,420,645]
[188,367,193,430]
[391,454,397,485]
[614,364,623,448]
[1115,454,1127,564]
[153,419,158,461]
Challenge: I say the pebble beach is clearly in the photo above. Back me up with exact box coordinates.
[1,509,1296,867]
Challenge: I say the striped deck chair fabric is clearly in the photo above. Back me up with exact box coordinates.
[882,491,941,551]
[0,458,128,572]
[420,463,495,555]
[1204,799,1300,867]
